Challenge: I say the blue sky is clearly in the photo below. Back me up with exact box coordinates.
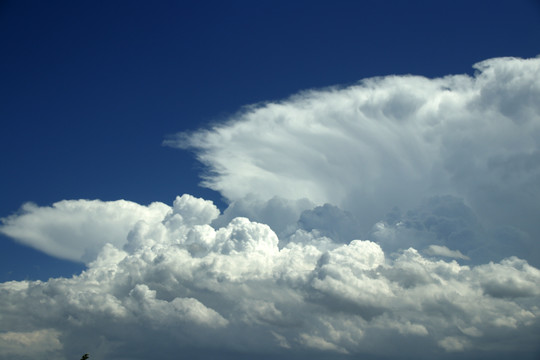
[1,1,540,359]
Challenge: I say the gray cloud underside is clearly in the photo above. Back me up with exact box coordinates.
[2,57,540,359]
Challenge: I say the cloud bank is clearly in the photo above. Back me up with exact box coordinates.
[1,56,540,359]
[1,195,540,360]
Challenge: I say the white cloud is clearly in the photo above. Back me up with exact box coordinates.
[125,284,229,328]
[438,336,471,352]
[424,245,470,260]
[0,195,539,359]
[299,332,349,353]
[2,56,540,359]
[0,199,171,263]
[212,195,314,239]
[167,56,540,266]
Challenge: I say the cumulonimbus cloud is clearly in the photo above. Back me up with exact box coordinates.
[167,56,540,263]
[1,56,540,360]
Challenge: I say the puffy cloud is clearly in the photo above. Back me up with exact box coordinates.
[298,204,363,243]
[212,195,314,239]
[1,195,539,360]
[473,257,540,299]
[438,336,471,352]
[370,195,480,259]
[0,194,221,264]
[167,56,540,266]
[0,199,171,263]
[2,56,540,359]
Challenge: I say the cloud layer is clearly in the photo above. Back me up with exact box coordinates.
[2,56,540,359]
[1,195,540,360]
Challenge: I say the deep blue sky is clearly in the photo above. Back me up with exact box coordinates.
[1,0,540,281]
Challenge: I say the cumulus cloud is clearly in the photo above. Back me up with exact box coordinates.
[2,57,540,359]
[0,195,539,360]
[0,199,170,263]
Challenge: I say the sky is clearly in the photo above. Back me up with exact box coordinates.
[1,1,540,359]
